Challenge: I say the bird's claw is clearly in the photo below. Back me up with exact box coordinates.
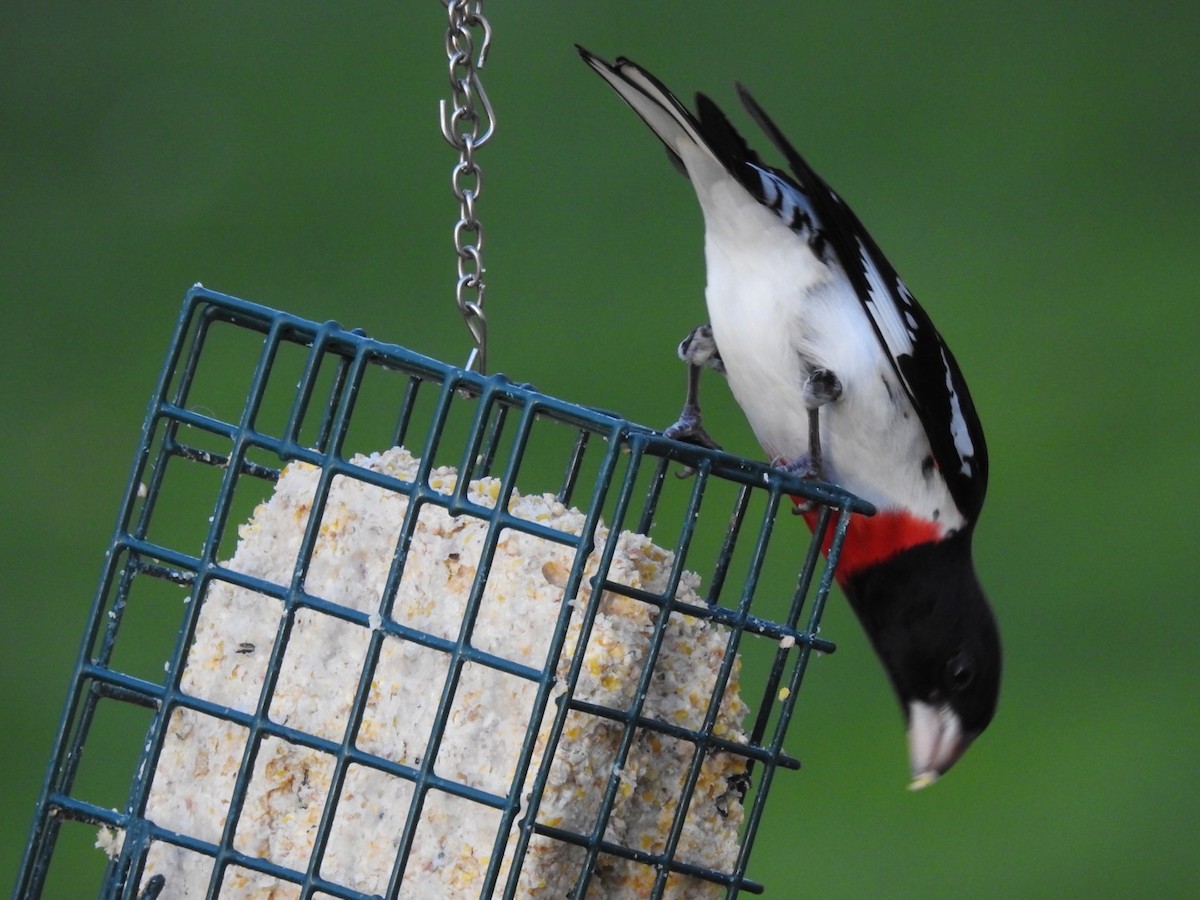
[773,455,821,513]
[665,407,722,478]
[664,409,722,451]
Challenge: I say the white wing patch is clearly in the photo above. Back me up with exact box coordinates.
[856,237,978,484]
[941,346,976,476]
[858,237,916,362]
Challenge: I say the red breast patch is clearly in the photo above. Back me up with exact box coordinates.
[798,503,943,583]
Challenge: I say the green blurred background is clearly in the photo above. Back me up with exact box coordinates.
[3,2,1197,897]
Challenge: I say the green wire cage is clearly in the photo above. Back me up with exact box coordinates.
[15,286,870,898]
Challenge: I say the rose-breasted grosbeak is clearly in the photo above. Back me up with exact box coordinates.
[580,48,1001,789]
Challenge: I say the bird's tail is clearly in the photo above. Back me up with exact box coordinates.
[577,47,727,178]
[578,47,788,201]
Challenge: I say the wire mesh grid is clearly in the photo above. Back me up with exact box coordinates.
[17,286,872,899]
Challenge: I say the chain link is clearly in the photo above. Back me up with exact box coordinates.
[441,0,495,374]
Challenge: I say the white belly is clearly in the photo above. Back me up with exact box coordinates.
[698,183,964,531]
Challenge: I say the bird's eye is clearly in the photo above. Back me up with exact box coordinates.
[944,651,975,692]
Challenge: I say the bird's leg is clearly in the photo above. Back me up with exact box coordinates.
[663,362,723,453]
[784,367,842,512]
[663,324,724,451]
[801,367,842,480]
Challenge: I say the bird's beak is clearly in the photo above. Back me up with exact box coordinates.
[906,701,969,790]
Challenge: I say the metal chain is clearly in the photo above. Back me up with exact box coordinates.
[441,0,495,374]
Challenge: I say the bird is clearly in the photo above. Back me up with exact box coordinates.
[578,47,1001,789]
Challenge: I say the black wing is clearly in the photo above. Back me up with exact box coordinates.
[732,86,988,521]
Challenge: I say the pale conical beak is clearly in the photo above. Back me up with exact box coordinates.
[907,701,969,790]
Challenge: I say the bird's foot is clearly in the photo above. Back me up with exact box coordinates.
[772,454,823,514]
[664,404,722,450]
[773,454,819,480]
[665,404,721,479]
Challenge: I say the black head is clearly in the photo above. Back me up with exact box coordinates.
[842,530,1002,788]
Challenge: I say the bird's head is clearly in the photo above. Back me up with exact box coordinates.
[842,530,1002,789]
